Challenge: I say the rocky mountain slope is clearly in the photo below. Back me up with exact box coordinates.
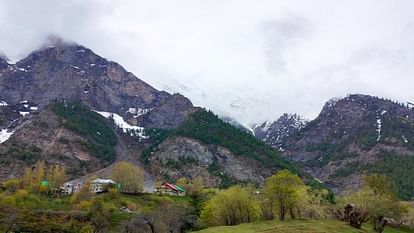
[143,110,298,188]
[256,94,414,199]
[0,101,117,178]
[0,40,298,188]
[0,41,195,130]
[254,113,307,150]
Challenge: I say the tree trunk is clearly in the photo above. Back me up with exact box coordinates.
[296,209,301,219]
[279,205,286,221]
[148,223,156,233]
[349,210,364,229]
[373,216,387,233]
[289,208,296,220]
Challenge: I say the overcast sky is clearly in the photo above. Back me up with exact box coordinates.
[1,0,414,126]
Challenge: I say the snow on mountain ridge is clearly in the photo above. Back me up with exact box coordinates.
[254,113,308,149]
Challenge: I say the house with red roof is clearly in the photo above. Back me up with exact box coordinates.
[155,182,186,196]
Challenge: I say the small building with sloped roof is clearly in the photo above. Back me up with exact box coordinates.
[155,182,186,196]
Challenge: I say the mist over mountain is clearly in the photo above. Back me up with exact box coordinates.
[1,1,414,125]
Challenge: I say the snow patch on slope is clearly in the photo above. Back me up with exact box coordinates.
[94,111,148,139]
[0,129,14,144]
[375,110,387,142]
[402,135,409,144]
[0,101,7,107]
[127,107,152,118]
[375,111,385,142]
[19,111,30,116]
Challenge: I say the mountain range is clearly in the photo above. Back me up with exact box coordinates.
[254,94,414,199]
[0,41,294,190]
[1,40,413,199]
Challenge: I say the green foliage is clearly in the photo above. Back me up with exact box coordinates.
[174,110,296,171]
[342,174,408,225]
[200,186,259,226]
[51,100,117,162]
[140,128,172,164]
[196,219,412,233]
[111,161,144,194]
[0,144,42,164]
[382,117,414,150]
[0,190,195,232]
[263,170,306,221]
[331,152,414,200]
[369,153,414,200]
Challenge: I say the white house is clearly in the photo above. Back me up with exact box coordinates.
[90,179,116,193]
[60,182,82,195]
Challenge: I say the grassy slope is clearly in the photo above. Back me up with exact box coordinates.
[195,220,412,233]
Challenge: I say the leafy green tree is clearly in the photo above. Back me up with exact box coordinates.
[264,170,305,221]
[343,174,408,232]
[297,188,332,220]
[111,162,144,193]
[47,164,66,190]
[123,201,194,233]
[33,161,46,193]
[176,176,204,197]
[20,168,33,192]
[200,186,259,226]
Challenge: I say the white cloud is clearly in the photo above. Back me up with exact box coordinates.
[1,0,413,125]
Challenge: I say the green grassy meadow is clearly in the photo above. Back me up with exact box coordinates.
[195,220,413,233]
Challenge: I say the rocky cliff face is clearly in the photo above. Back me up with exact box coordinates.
[147,136,270,187]
[254,113,307,150]
[0,57,8,71]
[0,105,110,179]
[138,93,198,129]
[256,94,414,198]
[0,41,194,129]
[0,41,196,182]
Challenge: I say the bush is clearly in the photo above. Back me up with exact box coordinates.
[200,186,259,226]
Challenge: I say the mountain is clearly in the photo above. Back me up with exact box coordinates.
[0,40,298,188]
[253,113,307,150]
[0,101,118,178]
[0,41,196,130]
[143,110,298,188]
[256,94,414,199]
